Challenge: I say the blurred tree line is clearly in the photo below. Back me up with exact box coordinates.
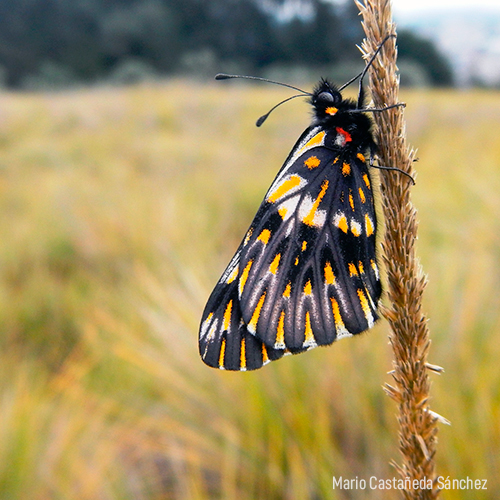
[0,0,453,89]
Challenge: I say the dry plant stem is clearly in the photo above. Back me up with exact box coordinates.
[356,0,440,498]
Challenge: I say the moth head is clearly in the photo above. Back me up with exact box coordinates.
[311,79,344,120]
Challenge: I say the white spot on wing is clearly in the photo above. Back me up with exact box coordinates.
[298,195,326,227]
[335,326,352,340]
[220,252,240,284]
[278,195,300,222]
[351,219,362,236]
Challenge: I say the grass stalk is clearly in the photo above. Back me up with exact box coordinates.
[355,0,441,497]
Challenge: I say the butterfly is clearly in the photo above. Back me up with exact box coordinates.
[199,36,406,370]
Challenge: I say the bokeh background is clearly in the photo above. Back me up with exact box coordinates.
[0,0,499,499]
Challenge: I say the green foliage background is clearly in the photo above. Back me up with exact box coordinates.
[0,0,453,88]
[0,82,498,499]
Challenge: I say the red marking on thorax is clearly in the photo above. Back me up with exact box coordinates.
[335,127,352,143]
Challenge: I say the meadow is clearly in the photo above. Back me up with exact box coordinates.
[0,80,498,499]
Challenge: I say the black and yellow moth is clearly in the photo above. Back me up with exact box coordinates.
[199,37,404,370]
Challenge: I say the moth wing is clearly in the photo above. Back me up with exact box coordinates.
[199,249,287,370]
[237,128,381,350]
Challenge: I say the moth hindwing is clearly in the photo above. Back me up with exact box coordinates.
[200,40,398,370]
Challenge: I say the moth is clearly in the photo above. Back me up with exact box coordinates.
[199,36,408,370]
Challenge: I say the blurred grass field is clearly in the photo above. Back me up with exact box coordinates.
[0,80,499,499]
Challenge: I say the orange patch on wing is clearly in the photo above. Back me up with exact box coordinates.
[357,289,371,319]
[348,262,358,276]
[257,229,271,244]
[303,131,325,149]
[248,292,266,332]
[268,175,301,203]
[269,253,281,274]
[324,261,335,285]
[276,311,285,347]
[240,337,246,370]
[219,337,226,367]
[223,300,232,331]
[239,259,253,294]
[337,215,348,233]
[342,162,351,176]
[303,312,315,345]
[365,214,374,236]
[330,297,345,329]
[304,155,321,169]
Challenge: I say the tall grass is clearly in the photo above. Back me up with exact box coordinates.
[0,81,498,499]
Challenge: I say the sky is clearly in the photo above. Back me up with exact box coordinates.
[392,0,500,13]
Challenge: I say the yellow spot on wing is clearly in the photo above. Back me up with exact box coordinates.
[357,289,371,320]
[303,311,315,346]
[276,311,285,347]
[330,297,346,330]
[342,162,351,176]
[304,155,320,169]
[278,206,287,219]
[219,337,226,368]
[239,259,253,295]
[301,240,307,251]
[365,214,374,236]
[227,266,239,283]
[268,174,301,203]
[257,229,271,244]
[363,174,371,189]
[269,253,281,274]
[244,228,253,245]
[283,282,291,298]
[324,261,336,284]
[348,262,358,276]
[240,337,246,370]
[262,344,269,364]
[357,153,366,162]
[337,215,348,233]
[248,292,266,332]
[223,300,232,331]
[303,130,325,150]
[294,256,299,266]
[349,190,354,211]
[359,187,366,203]
[304,280,312,295]
[358,261,365,274]
[303,180,329,226]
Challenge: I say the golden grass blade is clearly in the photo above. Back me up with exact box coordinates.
[356,0,441,497]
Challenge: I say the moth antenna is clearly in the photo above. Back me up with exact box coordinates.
[215,73,311,96]
[347,103,405,114]
[338,34,396,92]
[256,94,307,127]
[370,164,415,185]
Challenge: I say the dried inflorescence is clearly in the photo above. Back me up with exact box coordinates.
[355,0,442,498]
